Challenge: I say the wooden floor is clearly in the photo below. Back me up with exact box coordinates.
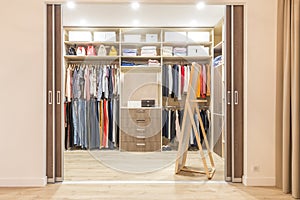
[64,150,224,181]
[0,183,292,200]
[0,151,292,200]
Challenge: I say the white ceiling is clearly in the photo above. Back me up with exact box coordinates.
[63,3,225,27]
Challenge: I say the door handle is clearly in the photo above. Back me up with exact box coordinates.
[234,91,238,105]
[48,91,53,105]
[227,91,231,105]
[56,91,61,105]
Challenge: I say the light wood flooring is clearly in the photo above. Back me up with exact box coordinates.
[0,151,292,200]
[64,150,224,181]
[0,182,292,200]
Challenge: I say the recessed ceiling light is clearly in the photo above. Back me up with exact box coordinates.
[196,2,205,10]
[131,2,140,10]
[67,1,76,9]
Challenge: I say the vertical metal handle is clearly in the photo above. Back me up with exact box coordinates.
[227,91,231,105]
[56,91,61,105]
[48,91,53,105]
[234,91,238,105]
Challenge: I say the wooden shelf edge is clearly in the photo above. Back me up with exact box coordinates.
[214,41,223,50]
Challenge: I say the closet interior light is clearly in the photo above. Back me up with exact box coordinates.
[131,2,140,10]
[66,1,76,9]
[196,2,205,10]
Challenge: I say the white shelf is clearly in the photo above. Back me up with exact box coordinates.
[64,55,119,61]
[121,56,161,59]
[120,66,161,73]
[163,41,212,46]
[214,41,223,51]
[162,56,212,61]
[65,41,119,45]
[121,42,161,46]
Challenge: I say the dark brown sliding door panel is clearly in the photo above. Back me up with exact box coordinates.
[225,5,244,182]
[46,4,63,183]
[225,5,232,181]
[54,4,62,180]
[46,4,54,182]
[233,5,244,180]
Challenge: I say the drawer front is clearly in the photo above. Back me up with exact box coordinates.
[121,108,161,120]
[121,141,161,152]
[121,123,161,138]
[121,132,161,142]
[121,132,161,152]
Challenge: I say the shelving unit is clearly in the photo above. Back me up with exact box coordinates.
[63,27,214,66]
[63,26,215,152]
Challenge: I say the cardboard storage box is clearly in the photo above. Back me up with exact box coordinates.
[164,32,186,42]
[146,34,158,42]
[124,34,141,43]
[187,32,210,42]
[187,45,210,56]
[68,31,92,41]
[94,32,116,42]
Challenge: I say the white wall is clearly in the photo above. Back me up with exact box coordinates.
[0,0,46,186]
[0,0,277,186]
[63,4,224,27]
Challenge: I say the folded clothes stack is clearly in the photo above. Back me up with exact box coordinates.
[123,49,138,56]
[173,47,187,56]
[162,46,173,56]
[148,59,160,66]
[214,55,223,67]
[121,61,135,66]
[141,46,157,56]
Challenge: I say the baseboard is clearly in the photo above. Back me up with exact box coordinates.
[242,176,275,186]
[0,177,47,187]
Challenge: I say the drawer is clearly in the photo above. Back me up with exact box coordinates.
[121,131,147,142]
[121,141,161,152]
[121,108,161,119]
[145,132,161,142]
[120,141,146,152]
[121,113,161,128]
[121,123,161,138]
[121,132,161,142]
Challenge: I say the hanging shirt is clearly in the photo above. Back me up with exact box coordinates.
[178,65,182,100]
[162,64,169,97]
[183,65,189,93]
[66,66,72,102]
[108,67,114,99]
[168,65,173,95]
[206,64,211,96]
[199,64,203,98]
[181,65,185,94]
[202,64,207,98]
[84,66,90,101]
[89,66,97,98]
[196,64,202,98]
[173,65,179,98]
[103,66,109,99]
[97,67,103,101]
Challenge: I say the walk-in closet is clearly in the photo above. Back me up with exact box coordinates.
[46,2,244,183]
